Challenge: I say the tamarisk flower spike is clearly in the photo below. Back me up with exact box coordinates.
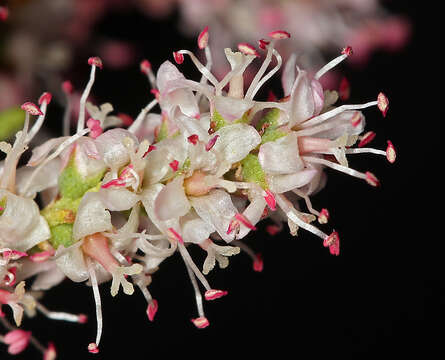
[237,43,260,57]
[198,26,209,49]
[21,102,43,116]
[191,317,210,329]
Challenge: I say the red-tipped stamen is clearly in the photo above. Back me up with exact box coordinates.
[173,51,184,64]
[253,253,264,272]
[146,299,158,322]
[140,59,152,74]
[358,131,376,147]
[341,46,353,56]
[38,92,52,105]
[204,289,228,301]
[88,343,99,354]
[191,317,209,329]
[21,102,43,116]
[237,42,259,57]
[88,57,103,69]
[258,38,270,50]
[198,26,209,49]
[268,30,291,39]
[318,208,330,224]
[323,231,340,256]
[62,80,73,94]
[377,92,389,117]
[365,171,380,187]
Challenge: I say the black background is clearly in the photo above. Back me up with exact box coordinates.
[2,2,437,359]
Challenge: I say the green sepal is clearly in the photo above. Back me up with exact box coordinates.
[240,153,268,190]
[257,108,287,144]
[58,156,106,199]
[50,223,75,249]
[212,110,228,131]
[156,119,169,142]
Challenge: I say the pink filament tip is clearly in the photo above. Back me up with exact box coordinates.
[268,30,291,39]
[88,343,99,354]
[238,43,259,57]
[78,314,88,324]
[318,208,330,224]
[324,231,340,256]
[62,80,74,94]
[258,39,270,50]
[341,46,353,56]
[205,289,228,301]
[150,88,160,100]
[253,253,264,272]
[140,59,152,74]
[88,57,103,69]
[21,102,43,116]
[173,51,184,64]
[197,26,209,49]
[191,317,210,329]
[365,171,380,187]
[147,299,158,321]
[38,92,52,105]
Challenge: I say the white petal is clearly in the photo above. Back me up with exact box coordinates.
[213,123,261,164]
[189,189,237,243]
[282,53,297,96]
[258,132,304,175]
[268,169,318,194]
[98,187,141,211]
[154,175,190,221]
[180,211,214,244]
[0,190,50,251]
[72,192,112,241]
[312,111,366,139]
[55,245,89,282]
[236,195,266,239]
[213,96,254,122]
[288,70,315,127]
[27,136,69,166]
[16,158,60,198]
[32,266,66,290]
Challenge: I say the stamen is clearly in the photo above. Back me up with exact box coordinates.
[175,50,219,86]
[142,144,157,158]
[300,100,378,129]
[146,299,158,322]
[268,30,291,39]
[86,118,103,139]
[128,98,158,134]
[204,289,228,301]
[86,258,102,354]
[178,242,211,291]
[323,231,340,256]
[21,102,43,116]
[191,317,209,329]
[78,57,102,133]
[140,59,156,89]
[36,302,87,323]
[187,134,199,145]
[318,208,330,224]
[184,260,206,320]
[314,48,352,80]
[173,51,184,64]
[365,171,380,187]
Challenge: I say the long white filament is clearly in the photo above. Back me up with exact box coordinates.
[128,98,158,134]
[184,260,205,318]
[177,50,219,87]
[302,155,367,180]
[36,302,82,323]
[87,258,103,348]
[77,65,97,133]
[178,242,211,291]
[314,53,348,80]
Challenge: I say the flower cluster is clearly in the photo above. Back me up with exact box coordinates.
[0,27,395,357]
